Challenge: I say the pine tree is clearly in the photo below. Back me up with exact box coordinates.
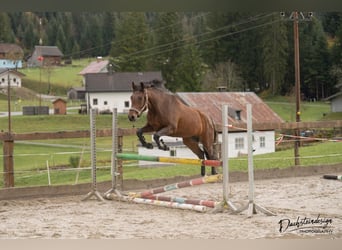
[300,19,332,100]
[174,37,205,91]
[261,13,288,95]
[110,12,149,71]
[152,12,184,91]
[0,13,15,43]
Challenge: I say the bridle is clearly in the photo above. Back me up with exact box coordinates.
[129,89,149,117]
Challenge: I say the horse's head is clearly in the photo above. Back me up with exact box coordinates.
[128,81,148,122]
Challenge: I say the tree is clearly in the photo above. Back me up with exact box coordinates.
[300,19,332,100]
[202,60,243,91]
[152,12,184,91]
[0,13,15,42]
[110,12,149,71]
[173,37,205,91]
[261,13,288,95]
[102,12,116,56]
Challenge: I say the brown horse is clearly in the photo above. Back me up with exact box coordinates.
[128,80,218,176]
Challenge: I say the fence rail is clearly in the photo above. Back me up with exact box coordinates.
[1,120,341,188]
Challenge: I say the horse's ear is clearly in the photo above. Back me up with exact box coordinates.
[140,82,145,91]
[132,81,137,91]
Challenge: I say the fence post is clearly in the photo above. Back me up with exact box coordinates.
[3,136,14,188]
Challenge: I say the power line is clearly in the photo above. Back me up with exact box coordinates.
[64,12,274,60]
[115,12,274,60]
[62,12,213,58]
[121,18,281,63]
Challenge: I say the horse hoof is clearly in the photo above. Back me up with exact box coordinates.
[201,167,206,176]
[146,143,153,149]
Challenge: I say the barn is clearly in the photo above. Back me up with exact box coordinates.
[27,46,64,67]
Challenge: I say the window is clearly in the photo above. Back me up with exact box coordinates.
[124,101,129,108]
[104,101,108,105]
[235,137,244,150]
[235,110,241,120]
[260,136,266,148]
[1,78,4,83]
[93,98,98,105]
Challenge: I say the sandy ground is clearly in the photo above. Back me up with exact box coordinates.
[0,174,341,239]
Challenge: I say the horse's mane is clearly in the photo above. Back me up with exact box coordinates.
[141,79,171,94]
[141,79,189,106]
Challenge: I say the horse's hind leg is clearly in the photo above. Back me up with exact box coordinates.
[183,137,206,176]
[202,135,218,175]
[153,134,169,151]
[204,150,218,175]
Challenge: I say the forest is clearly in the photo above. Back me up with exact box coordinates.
[0,11,342,99]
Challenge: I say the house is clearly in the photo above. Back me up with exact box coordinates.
[67,86,86,100]
[324,83,342,112]
[78,57,109,85]
[84,71,163,114]
[0,68,25,88]
[27,46,64,67]
[52,98,67,115]
[138,91,284,165]
[0,43,24,69]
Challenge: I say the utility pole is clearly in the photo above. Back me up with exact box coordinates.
[293,11,301,166]
[4,69,14,187]
[281,11,313,166]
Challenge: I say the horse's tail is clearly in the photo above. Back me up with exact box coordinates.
[209,115,218,143]
[208,115,220,160]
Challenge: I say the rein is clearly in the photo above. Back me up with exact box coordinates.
[129,89,149,117]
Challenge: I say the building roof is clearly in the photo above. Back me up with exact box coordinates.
[52,98,67,104]
[85,71,163,92]
[0,68,25,77]
[325,91,342,101]
[68,86,86,92]
[0,43,24,56]
[79,59,109,75]
[176,92,284,127]
[34,46,64,57]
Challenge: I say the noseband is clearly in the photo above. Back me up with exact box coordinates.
[129,90,148,117]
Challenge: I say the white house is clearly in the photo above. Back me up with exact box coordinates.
[0,69,25,88]
[84,71,163,114]
[0,43,23,69]
[138,91,284,164]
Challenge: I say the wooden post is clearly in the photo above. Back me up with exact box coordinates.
[117,135,123,189]
[293,11,301,166]
[3,139,14,187]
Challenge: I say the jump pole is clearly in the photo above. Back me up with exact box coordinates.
[116,153,222,167]
[234,104,275,217]
[82,108,105,201]
[323,174,342,181]
[212,104,238,213]
[104,108,122,197]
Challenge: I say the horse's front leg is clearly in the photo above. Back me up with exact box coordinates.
[153,126,175,151]
[137,125,154,149]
